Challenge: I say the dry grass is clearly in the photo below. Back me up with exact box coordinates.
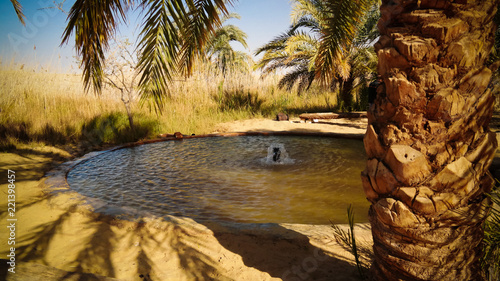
[0,62,339,151]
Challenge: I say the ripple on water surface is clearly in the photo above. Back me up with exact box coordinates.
[67,135,369,224]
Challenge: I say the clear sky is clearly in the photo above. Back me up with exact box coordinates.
[0,0,292,73]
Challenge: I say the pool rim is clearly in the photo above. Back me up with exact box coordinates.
[43,130,365,225]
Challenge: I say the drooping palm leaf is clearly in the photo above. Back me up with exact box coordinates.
[284,31,318,69]
[62,0,232,111]
[10,0,25,25]
[207,24,248,75]
[353,3,380,48]
[278,65,315,94]
[177,0,232,76]
[61,0,131,93]
[290,0,323,28]
[202,11,249,75]
[136,0,182,111]
[254,31,293,57]
[136,0,232,111]
[290,15,321,33]
[315,0,376,83]
[255,27,317,95]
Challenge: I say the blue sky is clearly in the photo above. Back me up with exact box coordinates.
[0,0,292,73]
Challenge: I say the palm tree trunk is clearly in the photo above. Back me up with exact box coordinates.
[363,1,499,280]
[340,77,354,112]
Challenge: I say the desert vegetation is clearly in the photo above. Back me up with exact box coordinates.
[0,59,342,152]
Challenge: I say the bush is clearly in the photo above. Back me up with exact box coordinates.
[80,112,160,147]
[482,186,500,280]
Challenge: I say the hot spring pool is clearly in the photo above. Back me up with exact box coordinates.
[67,135,369,224]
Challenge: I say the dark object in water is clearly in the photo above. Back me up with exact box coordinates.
[276,113,289,121]
[273,147,281,162]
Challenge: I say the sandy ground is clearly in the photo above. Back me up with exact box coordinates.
[214,117,367,137]
[0,117,372,281]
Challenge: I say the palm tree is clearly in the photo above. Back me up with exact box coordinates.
[205,13,251,76]
[255,0,379,106]
[254,28,318,95]
[59,0,233,112]
[362,0,500,279]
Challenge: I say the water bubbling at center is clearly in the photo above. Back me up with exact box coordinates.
[265,143,294,165]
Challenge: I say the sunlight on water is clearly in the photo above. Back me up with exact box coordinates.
[67,135,369,224]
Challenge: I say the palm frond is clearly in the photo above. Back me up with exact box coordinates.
[136,0,181,112]
[278,65,315,94]
[208,24,248,53]
[254,53,289,74]
[315,0,375,84]
[63,0,232,112]
[349,47,377,77]
[290,0,323,27]
[353,3,380,48]
[177,0,232,77]
[220,11,241,22]
[10,0,25,25]
[290,15,321,33]
[205,11,248,76]
[254,29,296,56]
[61,0,131,93]
[284,31,318,69]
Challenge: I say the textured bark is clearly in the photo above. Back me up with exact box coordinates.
[363,1,500,280]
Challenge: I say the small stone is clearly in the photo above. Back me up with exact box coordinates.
[276,112,289,121]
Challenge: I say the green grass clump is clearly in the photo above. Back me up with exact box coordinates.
[482,187,500,280]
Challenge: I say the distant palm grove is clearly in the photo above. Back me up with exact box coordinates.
[58,0,382,113]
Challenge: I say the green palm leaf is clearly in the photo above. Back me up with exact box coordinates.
[61,0,131,93]
[137,0,233,111]
[136,0,182,111]
[61,0,232,112]
[205,19,249,75]
[177,0,232,76]
[315,0,376,83]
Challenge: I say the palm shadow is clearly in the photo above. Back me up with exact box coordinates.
[206,222,364,281]
[5,194,364,281]
[1,142,368,280]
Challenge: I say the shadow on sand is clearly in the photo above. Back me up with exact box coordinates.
[207,222,365,281]
[0,141,370,281]
[0,184,366,281]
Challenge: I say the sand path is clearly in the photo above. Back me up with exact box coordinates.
[0,117,372,281]
[214,117,367,136]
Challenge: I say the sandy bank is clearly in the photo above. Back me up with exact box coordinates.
[214,117,367,137]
